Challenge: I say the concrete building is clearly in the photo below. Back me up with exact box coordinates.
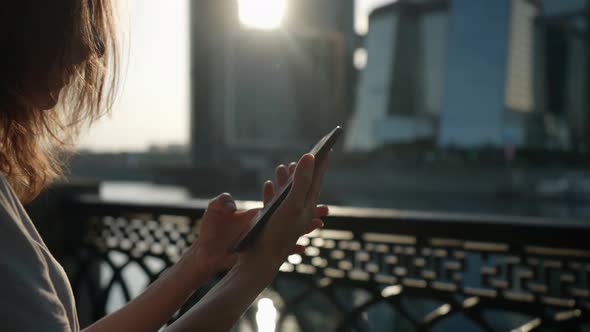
[346,0,589,152]
[189,1,355,166]
[345,0,448,150]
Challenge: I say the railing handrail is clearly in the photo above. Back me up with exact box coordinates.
[72,193,589,225]
[68,194,590,249]
[64,193,590,331]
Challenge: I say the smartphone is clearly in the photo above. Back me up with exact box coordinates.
[233,126,343,252]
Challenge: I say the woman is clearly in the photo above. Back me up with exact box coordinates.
[0,1,330,331]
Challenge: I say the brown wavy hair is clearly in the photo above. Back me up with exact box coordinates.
[0,0,119,202]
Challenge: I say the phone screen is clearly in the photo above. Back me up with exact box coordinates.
[233,126,342,252]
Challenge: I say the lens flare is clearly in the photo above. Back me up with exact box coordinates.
[238,0,287,30]
[256,298,278,332]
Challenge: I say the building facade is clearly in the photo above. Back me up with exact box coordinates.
[346,0,589,153]
[189,1,355,165]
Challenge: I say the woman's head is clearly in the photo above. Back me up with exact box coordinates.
[0,0,118,202]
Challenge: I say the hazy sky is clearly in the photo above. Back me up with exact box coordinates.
[78,0,190,151]
[79,0,394,152]
[356,0,397,34]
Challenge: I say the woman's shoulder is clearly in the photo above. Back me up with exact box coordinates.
[0,175,74,331]
[0,175,23,217]
[0,175,42,240]
[0,175,45,265]
[0,174,50,281]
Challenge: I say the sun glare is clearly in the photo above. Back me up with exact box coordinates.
[238,0,287,30]
[255,298,278,332]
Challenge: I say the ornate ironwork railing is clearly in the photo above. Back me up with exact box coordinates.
[63,195,590,331]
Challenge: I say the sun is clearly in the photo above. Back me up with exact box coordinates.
[237,0,287,30]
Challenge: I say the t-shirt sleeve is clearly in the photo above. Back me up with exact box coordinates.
[0,209,72,332]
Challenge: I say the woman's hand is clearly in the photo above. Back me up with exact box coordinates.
[185,159,329,276]
[239,153,330,270]
[166,153,331,332]
[186,193,258,276]
[262,161,329,254]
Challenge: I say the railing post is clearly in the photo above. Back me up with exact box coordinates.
[586,2,590,150]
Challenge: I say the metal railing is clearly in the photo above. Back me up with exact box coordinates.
[62,194,590,331]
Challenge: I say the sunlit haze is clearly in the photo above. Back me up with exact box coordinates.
[78,0,389,152]
[78,0,189,152]
[238,0,287,29]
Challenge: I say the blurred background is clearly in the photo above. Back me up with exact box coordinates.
[71,0,589,219]
[47,1,590,331]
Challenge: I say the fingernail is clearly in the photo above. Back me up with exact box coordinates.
[223,200,236,212]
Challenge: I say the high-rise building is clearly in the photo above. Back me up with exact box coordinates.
[346,0,589,153]
[345,0,448,150]
[190,1,355,165]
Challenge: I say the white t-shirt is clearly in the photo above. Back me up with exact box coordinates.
[0,176,79,331]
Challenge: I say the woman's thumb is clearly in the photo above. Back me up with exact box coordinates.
[208,193,237,214]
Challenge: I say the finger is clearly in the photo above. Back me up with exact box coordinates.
[315,205,329,218]
[234,208,260,222]
[232,209,261,243]
[275,164,289,188]
[207,193,237,215]
[288,162,297,176]
[262,180,275,206]
[286,154,315,209]
[290,245,306,255]
[303,218,324,234]
[306,153,331,206]
[223,253,238,268]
